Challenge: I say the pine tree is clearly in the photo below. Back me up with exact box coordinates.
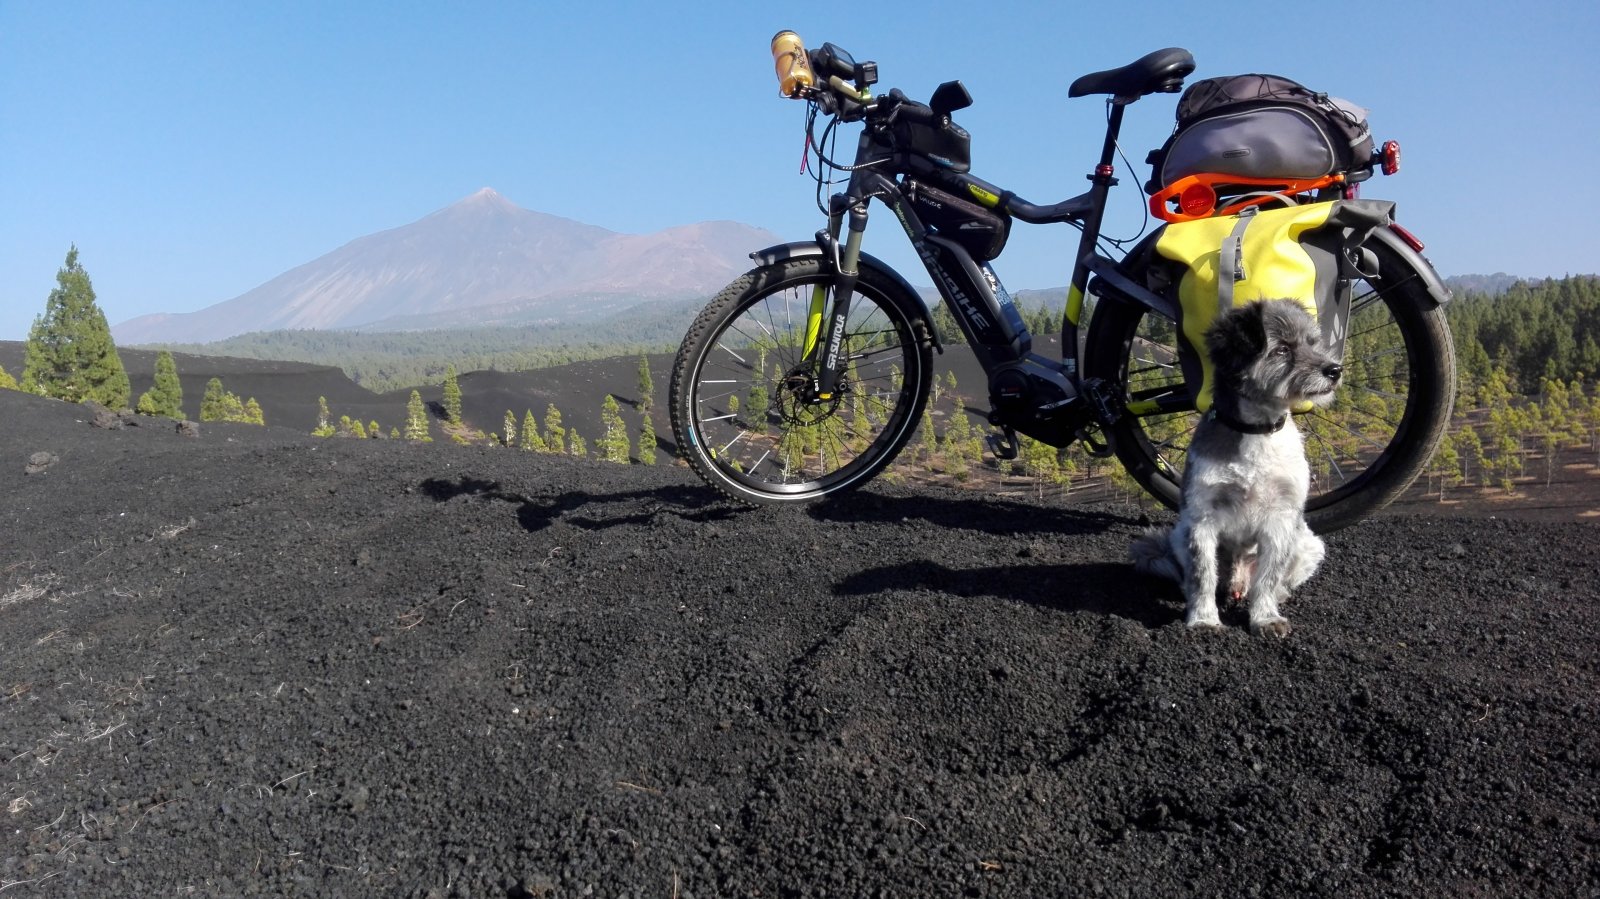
[312,396,336,436]
[135,350,183,418]
[637,356,655,413]
[502,410,517,447]
[568,427,587,458]
[196,378,259,424]
[220,391,246,422]
[200,378,228,421]
[369,420,382,439]
[21,246,129,407]
[519,410,545,452]
[638,413,657,465]
[0,364,18,391]
[543,403,566,453]
[405,390,432,441]
[918,410,938,471]
[442,365,463,425]
[600,395,631,463]
[942,410,972,481]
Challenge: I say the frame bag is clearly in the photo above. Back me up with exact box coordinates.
[1152,199,1392,412]
[1146,74,1375,193]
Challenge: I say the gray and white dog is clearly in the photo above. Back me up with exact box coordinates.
[1130,299,1344,637]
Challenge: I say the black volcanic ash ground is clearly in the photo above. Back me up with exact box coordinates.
[2,387,1598,897]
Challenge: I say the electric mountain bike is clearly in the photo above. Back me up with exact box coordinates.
[668,35,1455,533]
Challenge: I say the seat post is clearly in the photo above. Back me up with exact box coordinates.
[1061,101,1128,368]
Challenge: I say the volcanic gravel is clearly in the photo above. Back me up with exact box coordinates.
[2,387,1598,898]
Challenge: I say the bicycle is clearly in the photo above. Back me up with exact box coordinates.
[668,34,1455,533]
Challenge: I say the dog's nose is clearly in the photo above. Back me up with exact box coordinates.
[1324,363,1344,381]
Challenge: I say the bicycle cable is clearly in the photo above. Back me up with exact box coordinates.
[1091,99,1154,255]
[803,101,890,216]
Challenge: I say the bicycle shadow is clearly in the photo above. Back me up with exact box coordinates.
[835,560,1181,628]
[417,476,745,532]
[808,490,1137,539]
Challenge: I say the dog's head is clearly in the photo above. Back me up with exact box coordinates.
[1206,299,1343,410]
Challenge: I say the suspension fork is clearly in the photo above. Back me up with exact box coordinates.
[806,194,869,401]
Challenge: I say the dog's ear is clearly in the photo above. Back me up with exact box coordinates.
[1206,302,1267,369]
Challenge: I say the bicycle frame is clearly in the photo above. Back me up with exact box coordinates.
[800,99,1182,449]
[672,37,1457,525]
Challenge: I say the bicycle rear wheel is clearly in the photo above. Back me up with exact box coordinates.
[669,257,934,506]
[1086,239,1455,533]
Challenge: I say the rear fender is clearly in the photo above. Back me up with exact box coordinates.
[1368,225,1452,308]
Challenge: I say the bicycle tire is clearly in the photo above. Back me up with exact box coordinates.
[1086,239,1456,533]
[669,257,934,506]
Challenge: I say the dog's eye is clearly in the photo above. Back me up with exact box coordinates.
[1272,344,1292,356]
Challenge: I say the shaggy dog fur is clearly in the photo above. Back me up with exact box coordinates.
[1130,299,1344,636]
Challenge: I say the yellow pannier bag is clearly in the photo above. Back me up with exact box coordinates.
[1154,198,1393,411]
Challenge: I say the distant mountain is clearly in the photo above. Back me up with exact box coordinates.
[113,189,779,343]
[1445,273,1542,296]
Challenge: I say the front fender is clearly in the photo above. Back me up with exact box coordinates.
[749,240,943,352]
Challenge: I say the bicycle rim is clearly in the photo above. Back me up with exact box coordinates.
[677,272,928,503]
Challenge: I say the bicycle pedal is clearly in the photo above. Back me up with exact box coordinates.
[1079,428,1115,458]
[1083,377,1122,426]
[986,429,1020,461]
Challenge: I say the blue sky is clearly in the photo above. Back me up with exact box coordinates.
[2,1,1596,341]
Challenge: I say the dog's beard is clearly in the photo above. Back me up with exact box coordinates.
[1250,354,1343,408]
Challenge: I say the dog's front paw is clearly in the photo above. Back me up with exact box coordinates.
[1250,616,1292,639]
[1185,613,1223,630]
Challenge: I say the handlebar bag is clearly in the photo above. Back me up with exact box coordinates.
[1146,74,1374,194]
[1152,199,1392,412]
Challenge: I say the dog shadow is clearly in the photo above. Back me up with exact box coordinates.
[835,560,1182,628]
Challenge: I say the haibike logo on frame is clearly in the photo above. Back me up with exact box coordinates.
[914,241,991,331]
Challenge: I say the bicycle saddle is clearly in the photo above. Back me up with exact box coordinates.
[1068,48,1195,99]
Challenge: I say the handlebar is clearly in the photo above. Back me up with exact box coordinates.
[771,31,1094,224]
[771,31,878,112]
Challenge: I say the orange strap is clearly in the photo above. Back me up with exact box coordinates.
[1150,172,1346,223]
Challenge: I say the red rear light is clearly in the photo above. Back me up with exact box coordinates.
[1381,140,1401,176]
[1178,181,1217,217]
[1389,222,1425,252]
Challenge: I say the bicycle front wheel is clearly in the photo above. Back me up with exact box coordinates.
[669,257,934,506]
[1087,239,1456,533]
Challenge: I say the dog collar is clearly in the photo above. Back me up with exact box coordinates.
[1207,409,1288,435]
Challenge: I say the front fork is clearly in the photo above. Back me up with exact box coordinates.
[806,195,869,401]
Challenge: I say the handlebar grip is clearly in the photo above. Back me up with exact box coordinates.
[771,31,815,98]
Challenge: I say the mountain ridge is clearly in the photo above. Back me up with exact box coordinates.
[112,189,778,343]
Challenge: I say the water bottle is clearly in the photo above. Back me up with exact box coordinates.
[771,31,814,98]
